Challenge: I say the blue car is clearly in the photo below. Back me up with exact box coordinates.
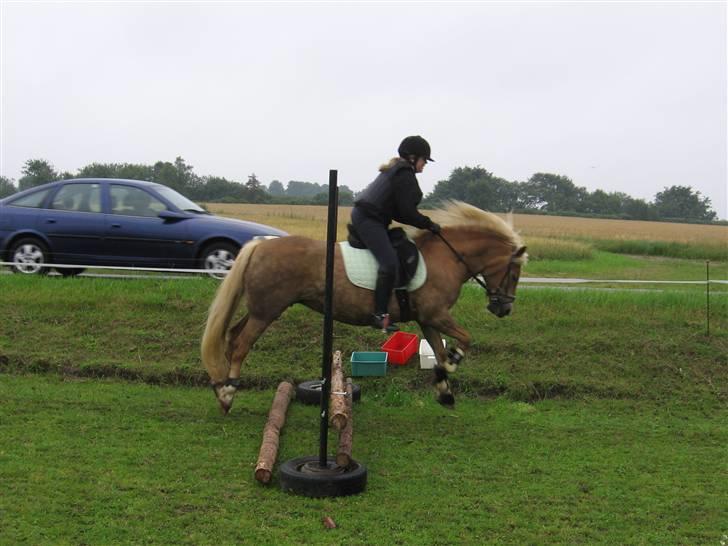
[0,178,287,276]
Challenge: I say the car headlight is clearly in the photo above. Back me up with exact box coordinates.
[253,235,281,240]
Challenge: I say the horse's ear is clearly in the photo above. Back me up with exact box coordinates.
[515,246,527,258]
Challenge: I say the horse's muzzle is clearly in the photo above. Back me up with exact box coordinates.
[487,301,512,318]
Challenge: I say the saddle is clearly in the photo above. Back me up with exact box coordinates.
[342,224,427,321]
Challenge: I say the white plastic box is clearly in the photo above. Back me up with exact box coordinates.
[418,338,447,369]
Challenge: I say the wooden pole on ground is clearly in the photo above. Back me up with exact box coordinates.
[336,378,354,468]
[255,381,295,484]
[329,350,348,431]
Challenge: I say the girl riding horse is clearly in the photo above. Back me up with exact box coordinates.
[351,135,441,333]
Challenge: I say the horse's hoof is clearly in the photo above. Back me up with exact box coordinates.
[218,398,232,415]
[437,393,455,408]
[213,384,237,415]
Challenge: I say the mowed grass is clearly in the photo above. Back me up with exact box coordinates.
[1,376,726,545]
[205,203,728,275]
[1,275,725,404]
[1,271,726,544]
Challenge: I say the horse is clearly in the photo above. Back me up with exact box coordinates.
[201,200,527,414]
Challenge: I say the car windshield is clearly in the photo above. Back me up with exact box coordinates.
[153,186,208,213]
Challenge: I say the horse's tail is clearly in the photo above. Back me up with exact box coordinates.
[201,239,262,383]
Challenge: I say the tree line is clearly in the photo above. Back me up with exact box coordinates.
[423,167,718,223]
[0,157,719,223]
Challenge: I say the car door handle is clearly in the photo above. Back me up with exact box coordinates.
[45,219,56,224]
[111,223,121,228]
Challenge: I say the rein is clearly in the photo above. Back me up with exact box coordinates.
[434,231,516,305]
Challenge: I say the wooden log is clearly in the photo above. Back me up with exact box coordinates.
[336,378,354,468]
[254,381,295,484]
[329,350,348,431]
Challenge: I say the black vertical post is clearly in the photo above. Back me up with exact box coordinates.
[318,170,338,468]
[706,260,710,337]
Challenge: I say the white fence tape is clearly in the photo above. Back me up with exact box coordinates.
[0,261,225,275]
[1,261,726,284]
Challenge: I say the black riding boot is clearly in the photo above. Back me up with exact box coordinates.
[372,271,399,333]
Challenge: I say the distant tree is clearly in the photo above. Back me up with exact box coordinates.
[18,159,58,190]
[526,173,588,213]
[152,157,198,195]
[77,162,118,179]
[338,185,355,206]
[200,176,245,202]
[311,192,329,205]
[426,166,520,211]
[286,180,325,197]
[0,175,17,198]
[244,173,269,203]
[308,184,355,206]
[583,189,627,216]
[77,162,154,181]
[653,185,716,221]
[622,196,655,220]
[268,179,285,196]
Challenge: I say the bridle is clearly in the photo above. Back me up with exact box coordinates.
[434,231,517,311]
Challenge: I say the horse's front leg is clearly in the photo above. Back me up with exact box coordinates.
[419,319,471,408]
[433,316,471,374]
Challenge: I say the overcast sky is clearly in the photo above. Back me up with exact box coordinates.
[1,1,726,218]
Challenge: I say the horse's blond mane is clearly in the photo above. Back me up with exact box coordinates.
[412,200,526,262]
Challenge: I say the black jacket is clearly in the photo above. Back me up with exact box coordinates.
[354,159,433,230]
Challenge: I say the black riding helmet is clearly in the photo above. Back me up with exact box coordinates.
[398,135,434,162]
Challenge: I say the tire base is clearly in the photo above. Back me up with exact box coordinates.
[279,455,367,497]
[296,380,361,405]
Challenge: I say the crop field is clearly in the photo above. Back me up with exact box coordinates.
[1,207,726,544]
[205,203,728,264]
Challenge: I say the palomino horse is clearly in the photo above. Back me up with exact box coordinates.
[201,201,527,414]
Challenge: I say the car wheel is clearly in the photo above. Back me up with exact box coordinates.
[9,238,51,275]
[57,267,86,277]
[201,241,239,279]
[296,380,361,405]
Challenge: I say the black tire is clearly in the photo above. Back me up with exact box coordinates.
[279,456,367,497]
[8,237,51,275]
[296,380,361,405]
[57,268,86,277]
[200,241,239,279]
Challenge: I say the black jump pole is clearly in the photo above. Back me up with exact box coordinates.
[278,168,366,497]
[318,169,338,468]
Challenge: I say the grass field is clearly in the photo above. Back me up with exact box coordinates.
[1,207,727,544]
[1,375,725,545]
[1,276,725,401]
[0,275,726,544]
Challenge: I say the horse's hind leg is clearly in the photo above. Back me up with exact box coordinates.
[214,315,272,415]
[225,315,249,363]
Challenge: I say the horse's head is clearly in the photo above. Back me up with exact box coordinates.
[483,245,527,318]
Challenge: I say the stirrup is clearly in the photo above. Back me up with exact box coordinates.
[372,313,399,333]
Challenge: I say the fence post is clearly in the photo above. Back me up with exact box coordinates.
[706,260,710,336]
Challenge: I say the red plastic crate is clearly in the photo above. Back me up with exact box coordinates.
[381,332,419,365]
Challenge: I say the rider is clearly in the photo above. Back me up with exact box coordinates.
[351,135,441,332]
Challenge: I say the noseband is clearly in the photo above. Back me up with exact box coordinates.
[434,232,517,307]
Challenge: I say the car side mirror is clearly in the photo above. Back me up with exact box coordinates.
[158,210,188,221]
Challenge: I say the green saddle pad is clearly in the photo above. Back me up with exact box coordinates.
[339,241,427,291]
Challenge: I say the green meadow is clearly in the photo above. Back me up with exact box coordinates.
[0,274,726,544]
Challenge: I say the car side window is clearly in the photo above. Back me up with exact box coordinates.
[110,185,166,217]
[51,183,102,213]
[7,188,51,208]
